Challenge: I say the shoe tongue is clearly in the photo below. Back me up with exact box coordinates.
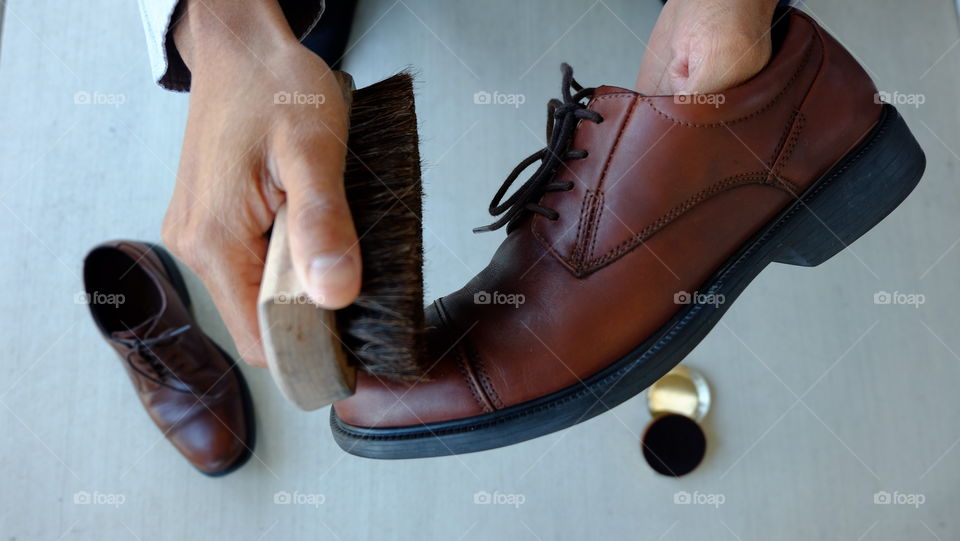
[110,317,158,341]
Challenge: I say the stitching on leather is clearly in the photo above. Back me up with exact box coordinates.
[436,298,493,413]
[332,109,897,445]
[597,95,638,192]
[773,175,801,195]
[530,17,823,278]
[568,95,635,270]
[769,110,799,168]
[592,92,640,103]
[642,41,814,128]
[330,104,888,448]
[769,113,805,193]
[576,40,817,274]
[585,190,605,267]
[773,112,802,179]
[572,189,603,269]
[531,218,582,275]
[466,340,504,410]
[530,46,814,274]
[571,190,594,265]
[584,173,782,271]
[455,355,492,413]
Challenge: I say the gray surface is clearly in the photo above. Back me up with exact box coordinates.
[1,0,958,539]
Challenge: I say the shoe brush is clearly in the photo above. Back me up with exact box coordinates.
[258,71,426,410]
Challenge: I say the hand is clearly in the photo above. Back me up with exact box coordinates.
[636,0,779,95]
[163,0,361,367]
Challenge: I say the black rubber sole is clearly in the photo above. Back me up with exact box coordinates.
[331,104,926,459]
[145,243,257,476]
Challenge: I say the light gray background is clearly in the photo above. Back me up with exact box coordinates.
[1,0,958,539]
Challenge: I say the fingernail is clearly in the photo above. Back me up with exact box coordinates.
[308,254,359,306]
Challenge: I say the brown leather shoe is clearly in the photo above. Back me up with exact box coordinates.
[331,7,926,458]
[83,241,255,475]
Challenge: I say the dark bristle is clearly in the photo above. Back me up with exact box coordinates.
[336,72,426,381]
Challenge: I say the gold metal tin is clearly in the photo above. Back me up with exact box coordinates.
[646,365,711,422]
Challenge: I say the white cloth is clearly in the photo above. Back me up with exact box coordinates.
[137,0,325,91]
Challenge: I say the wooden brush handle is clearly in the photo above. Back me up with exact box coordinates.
[258,206,357,410]
[258,71,357,411]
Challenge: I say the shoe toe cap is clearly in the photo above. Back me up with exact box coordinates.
[333,301,490,428]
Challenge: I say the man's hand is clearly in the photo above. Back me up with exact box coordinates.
[164,0,360,367]
[636,0,779,95]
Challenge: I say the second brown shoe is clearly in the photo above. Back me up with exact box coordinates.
[331,8,926,458]
[83,241,255,475]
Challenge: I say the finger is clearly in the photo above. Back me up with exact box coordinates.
[636,46,674,94]
[635,21,676,94]
[276,135,362,310]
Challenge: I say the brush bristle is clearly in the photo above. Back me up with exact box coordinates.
[336,72,426,381]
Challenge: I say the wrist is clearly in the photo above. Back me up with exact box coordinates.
[173,0,299,73]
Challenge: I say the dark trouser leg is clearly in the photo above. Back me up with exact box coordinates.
[303,0,358,70]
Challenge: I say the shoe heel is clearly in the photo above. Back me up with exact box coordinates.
[771,105,925,267]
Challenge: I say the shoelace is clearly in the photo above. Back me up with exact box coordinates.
[474,63,603,233]
[114,324,192,392]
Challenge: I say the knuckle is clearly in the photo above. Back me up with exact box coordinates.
[163,224,218,275]
[294,190,345,218]
[160,217,185,257]
[160,223,177,252]
[277,123,347,162]
[291,193,353,236]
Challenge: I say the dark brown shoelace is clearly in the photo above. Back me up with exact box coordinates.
[474,63,603,233]
[115,324,192,391]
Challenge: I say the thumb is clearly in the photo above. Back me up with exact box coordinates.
[277,141,362,310]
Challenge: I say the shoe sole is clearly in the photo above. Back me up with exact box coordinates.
[331,104,926,459]
[146,243,258,476]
